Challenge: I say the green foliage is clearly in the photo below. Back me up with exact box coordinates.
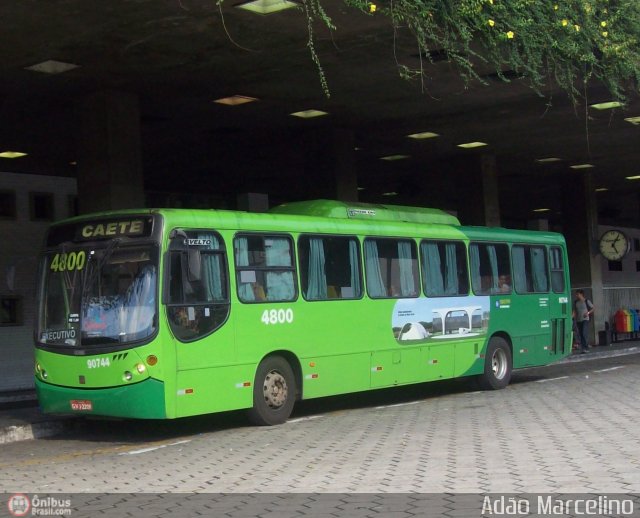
[324,0,640,101]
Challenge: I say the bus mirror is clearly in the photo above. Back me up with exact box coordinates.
[187,248,201,281]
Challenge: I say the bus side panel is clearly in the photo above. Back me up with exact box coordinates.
[452,338,486,378]
[370,348,423,387]
[234,299,376,399]
[487,293,547,368]
[174,364,254,417]
[301,352,372,399]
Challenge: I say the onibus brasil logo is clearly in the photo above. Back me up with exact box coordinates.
[7,494,72,516]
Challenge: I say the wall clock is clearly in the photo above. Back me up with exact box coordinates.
[599,229,629,261]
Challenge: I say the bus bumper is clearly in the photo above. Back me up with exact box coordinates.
[35,378,166,419]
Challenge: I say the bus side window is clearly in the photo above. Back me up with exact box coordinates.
[235,234,297,303]
[550,246,565,293]
[512,244,549,293]
[298,234,362,301]
[469,242,511,295]
[421,240,469,297]
[364,238,418,299]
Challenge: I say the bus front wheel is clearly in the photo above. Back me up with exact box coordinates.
[478,337,512,390]
[248,356,296,426]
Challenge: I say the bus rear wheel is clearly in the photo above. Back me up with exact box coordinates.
[478,337,512,390]
[247,356,296,426]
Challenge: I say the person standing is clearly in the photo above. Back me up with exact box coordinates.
[573,289,595,354]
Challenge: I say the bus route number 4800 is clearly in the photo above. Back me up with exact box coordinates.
[261,308,294,325]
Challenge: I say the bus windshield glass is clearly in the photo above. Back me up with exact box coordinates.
[37,245,158,348]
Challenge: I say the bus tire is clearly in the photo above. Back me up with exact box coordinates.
[478,337,512,390]
[247,356,296,426]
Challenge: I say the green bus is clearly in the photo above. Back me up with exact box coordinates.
[34,200,571,425]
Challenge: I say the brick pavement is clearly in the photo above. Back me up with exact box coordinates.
[0,351,639,517]
[0,352,639,497]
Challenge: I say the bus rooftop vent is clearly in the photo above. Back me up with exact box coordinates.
[270,199,460,226]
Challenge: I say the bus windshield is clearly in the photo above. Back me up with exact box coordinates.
[37,244,158,348]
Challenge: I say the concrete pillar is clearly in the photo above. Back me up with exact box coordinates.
[77,91,145,214]
[333,129,358,202]
[562,171,604,344]
[458,154,501,226]
[527,219,549,231]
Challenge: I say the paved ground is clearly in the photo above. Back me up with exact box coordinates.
[1,349,639,516]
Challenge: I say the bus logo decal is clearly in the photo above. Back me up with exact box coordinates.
[184,239,212,246]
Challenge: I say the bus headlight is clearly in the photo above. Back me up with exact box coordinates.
[41,370,48,380]
[35,363,41,373]
[136,363,146,374]
[124,371,133,381]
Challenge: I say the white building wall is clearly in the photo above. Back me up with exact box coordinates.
[0,172,77,391]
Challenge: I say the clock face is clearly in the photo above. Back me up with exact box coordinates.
[599,230,629,261]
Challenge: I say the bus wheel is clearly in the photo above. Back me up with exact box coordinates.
[478,337,512,390]
[247,356,296,426]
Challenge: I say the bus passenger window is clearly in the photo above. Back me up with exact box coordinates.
[512,245,549,293]
[421,240,469,297]
[364,238,418,299]
[469,243,511,296]
[235,234,297,303]
[550,247,565,293]
[298,235,362,301]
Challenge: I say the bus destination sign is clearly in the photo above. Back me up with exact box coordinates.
[76,219,148,240]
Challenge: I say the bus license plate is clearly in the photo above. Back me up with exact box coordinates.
[70,400,93,411]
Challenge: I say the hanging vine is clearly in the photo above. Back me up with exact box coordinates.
[303,0,640,102]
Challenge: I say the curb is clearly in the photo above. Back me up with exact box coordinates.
[0,418,75,445]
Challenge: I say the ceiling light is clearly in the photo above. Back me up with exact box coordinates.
[533,208,551,213]
[214,95,258,106]
[625,175,640,180]
[457,142,488,149]
[589,101,624,110]
[624,116,640,125]
[25,60,79,74]
[535,157,562,163]
[290,109,328,119]
[357,186,366,191]
[595,187,608,192]
[407,132,439,139]
[0,151,27,158]
[380,154,410,161]
[235,0,298,14]
[382,192,398,196]
[570,164,595,169]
